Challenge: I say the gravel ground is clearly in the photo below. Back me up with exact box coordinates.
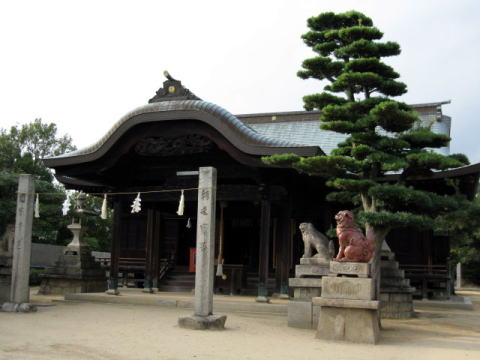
[0,290,479,360]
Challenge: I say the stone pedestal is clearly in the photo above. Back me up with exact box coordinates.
[0,225,14,304]
[315,261,380,344]
[287,258,329,329]
[0,256,12,304]
[314,298,379,344]
[379,251,414,319]
[38,222,107,295]
[178,314,227,330]
[38,251,107,294]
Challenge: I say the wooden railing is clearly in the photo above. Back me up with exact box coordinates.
[400,263,451,299]
[400,264,450,278]
[119,257,146,272]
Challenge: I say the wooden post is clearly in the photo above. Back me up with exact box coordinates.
[151,211,161,291]
[143,209,155,293]
[107,200,121,295]
[277,204,291,297]
[256,199,271,302]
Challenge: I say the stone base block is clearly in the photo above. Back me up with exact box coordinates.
[287,301,322,329]
[322,276,375,300]
[38,278,107,295]
[294,287,321,300]
[313,297,379,310]
[316,307,379,344]
[0,281,11,303]
[329,261,371,277]
[0,257,12,304]
[178,314,227,330]
[380,291,414,319]
[300,258,330,265]
[288,301,312,328]
[1,302,37,313]
[295,264,329,277]
[289,278,323,287]
[313,303,321,328]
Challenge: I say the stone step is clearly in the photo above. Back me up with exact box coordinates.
[381,278,409,287]
[380,261,399,270]
[381,268,405,277]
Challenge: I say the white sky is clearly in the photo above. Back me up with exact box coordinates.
[1,0,479,162]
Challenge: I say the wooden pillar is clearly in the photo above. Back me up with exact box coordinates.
[256,199,271,302]
[276,204,291,297]
[107,200,121,295]
[151,211,161,290]
[143,209,155,293]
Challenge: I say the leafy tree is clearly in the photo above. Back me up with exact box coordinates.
[0,119,112,251]
[0,119,75,244]
[447,183,480,284]
[264,11,468,256]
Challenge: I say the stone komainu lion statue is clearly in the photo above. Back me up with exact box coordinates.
[299,223,334,261]
[333,210,375,263]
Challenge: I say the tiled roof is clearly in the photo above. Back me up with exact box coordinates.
[243,105,452,155]
[249,120,347,155]
[44,100,320,166]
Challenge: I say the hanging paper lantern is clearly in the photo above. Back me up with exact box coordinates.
[101,194,108,219]
[131,193,142,213]
[176,190,185,216]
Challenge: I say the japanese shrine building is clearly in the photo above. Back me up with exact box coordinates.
[44,77,480,298]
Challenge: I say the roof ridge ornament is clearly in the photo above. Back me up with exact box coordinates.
[148,71,201,103]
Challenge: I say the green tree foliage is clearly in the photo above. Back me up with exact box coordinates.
[0,119,112,251]
[264,11,471,252]
[447,183,480,284]
[0,119,69,244]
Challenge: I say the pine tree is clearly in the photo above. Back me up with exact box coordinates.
[264,11,467,255]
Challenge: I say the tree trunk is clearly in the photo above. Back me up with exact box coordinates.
[366,224,389,329]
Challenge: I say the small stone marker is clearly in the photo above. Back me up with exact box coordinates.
[178,167,226,330]
[2,174,37,312]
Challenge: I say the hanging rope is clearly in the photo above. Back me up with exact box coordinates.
[19,187,215,217]
[17,186,212,196]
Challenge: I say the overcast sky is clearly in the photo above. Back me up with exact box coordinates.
[1,0,479,162]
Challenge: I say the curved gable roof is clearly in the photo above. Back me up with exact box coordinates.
[44,100,321,168]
